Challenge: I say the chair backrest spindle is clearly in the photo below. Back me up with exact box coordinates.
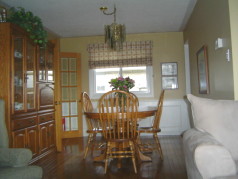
[152,90,165,130]
[98,90,138,141]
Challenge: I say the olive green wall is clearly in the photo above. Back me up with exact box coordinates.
[229,0,238,100]
[184,0,234,99]
[60,32,186,100]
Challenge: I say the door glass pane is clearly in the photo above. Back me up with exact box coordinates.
[69,58,76,71]
[70,87,77,100]
[70,102,77,115]
[26,41,36,110]
[71,117,78,131]
[69,72,77,85]
[61,58,68,71]
[14,38,24,111]
[64,117,70,131]
[61,72,68,86]
[62,102,69,116]
[61,87,69,101]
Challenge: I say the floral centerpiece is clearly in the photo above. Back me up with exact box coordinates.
[109,76,135,109]
[109,76,135,92]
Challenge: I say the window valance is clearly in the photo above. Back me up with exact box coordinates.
[87,41,152,69]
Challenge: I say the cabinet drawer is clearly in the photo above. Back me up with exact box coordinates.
[39,113,54,123]
[12,116,37,130]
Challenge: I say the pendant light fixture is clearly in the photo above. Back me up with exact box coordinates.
[100,5,125,51]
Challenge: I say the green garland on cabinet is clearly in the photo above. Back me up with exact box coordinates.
[7,7,48,47]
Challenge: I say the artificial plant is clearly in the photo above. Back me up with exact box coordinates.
[7,7,48,47]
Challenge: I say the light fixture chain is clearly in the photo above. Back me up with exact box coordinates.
[113,5,116,23]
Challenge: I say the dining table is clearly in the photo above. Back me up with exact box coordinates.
[84,106,157,162]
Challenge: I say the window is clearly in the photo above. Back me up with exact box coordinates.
[87,41,153,98]
[89,66,153,98]
[95,68,120,93]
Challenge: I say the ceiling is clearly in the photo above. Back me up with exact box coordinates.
[1,0,197,38]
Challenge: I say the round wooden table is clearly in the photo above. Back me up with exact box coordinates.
[84,106,157,119]
[84,106,157,162]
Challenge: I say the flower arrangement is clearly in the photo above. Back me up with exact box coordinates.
[109,76,135,92]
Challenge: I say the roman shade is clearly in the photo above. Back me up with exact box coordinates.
[88,41,152,69]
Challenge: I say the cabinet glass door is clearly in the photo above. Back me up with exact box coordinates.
[26,41,36,110]
[38,47,46,81]
[13,37,24,111]
[47,45,54,82]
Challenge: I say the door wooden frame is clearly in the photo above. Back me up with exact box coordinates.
[55,52,82,142]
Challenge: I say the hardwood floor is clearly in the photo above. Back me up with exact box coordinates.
[34,136,187,179]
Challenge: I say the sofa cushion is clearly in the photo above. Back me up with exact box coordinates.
[187,94,238,160]
[0,148,32,167]
[0,165,42,179]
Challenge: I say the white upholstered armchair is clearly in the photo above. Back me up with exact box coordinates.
[0,99,43,179]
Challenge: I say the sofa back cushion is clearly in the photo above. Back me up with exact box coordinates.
[187,94,238,160]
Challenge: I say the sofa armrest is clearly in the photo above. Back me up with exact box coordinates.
[0,148,32,167]
[183,128,237,179]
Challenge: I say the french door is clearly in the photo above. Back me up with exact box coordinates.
[57,52,82,138]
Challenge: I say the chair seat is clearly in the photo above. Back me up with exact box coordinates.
[138,127,161,133]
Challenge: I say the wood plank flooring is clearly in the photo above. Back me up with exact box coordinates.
[34,135,187,179]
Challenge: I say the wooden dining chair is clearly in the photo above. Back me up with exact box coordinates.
[81,92,102,159]
[129,92,139,106]
[98,90,138,173]
[137,90,165,160]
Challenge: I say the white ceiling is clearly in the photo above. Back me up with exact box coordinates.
[1,0,197,38]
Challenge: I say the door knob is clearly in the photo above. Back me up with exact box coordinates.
[54,101,61,105]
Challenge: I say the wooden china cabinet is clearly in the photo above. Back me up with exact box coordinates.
[0,23,58,162]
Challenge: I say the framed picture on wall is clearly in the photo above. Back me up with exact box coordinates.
[196,45,210,94]
[161,62,178,89]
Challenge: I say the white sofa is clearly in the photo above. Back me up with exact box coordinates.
[183,94,238,179]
